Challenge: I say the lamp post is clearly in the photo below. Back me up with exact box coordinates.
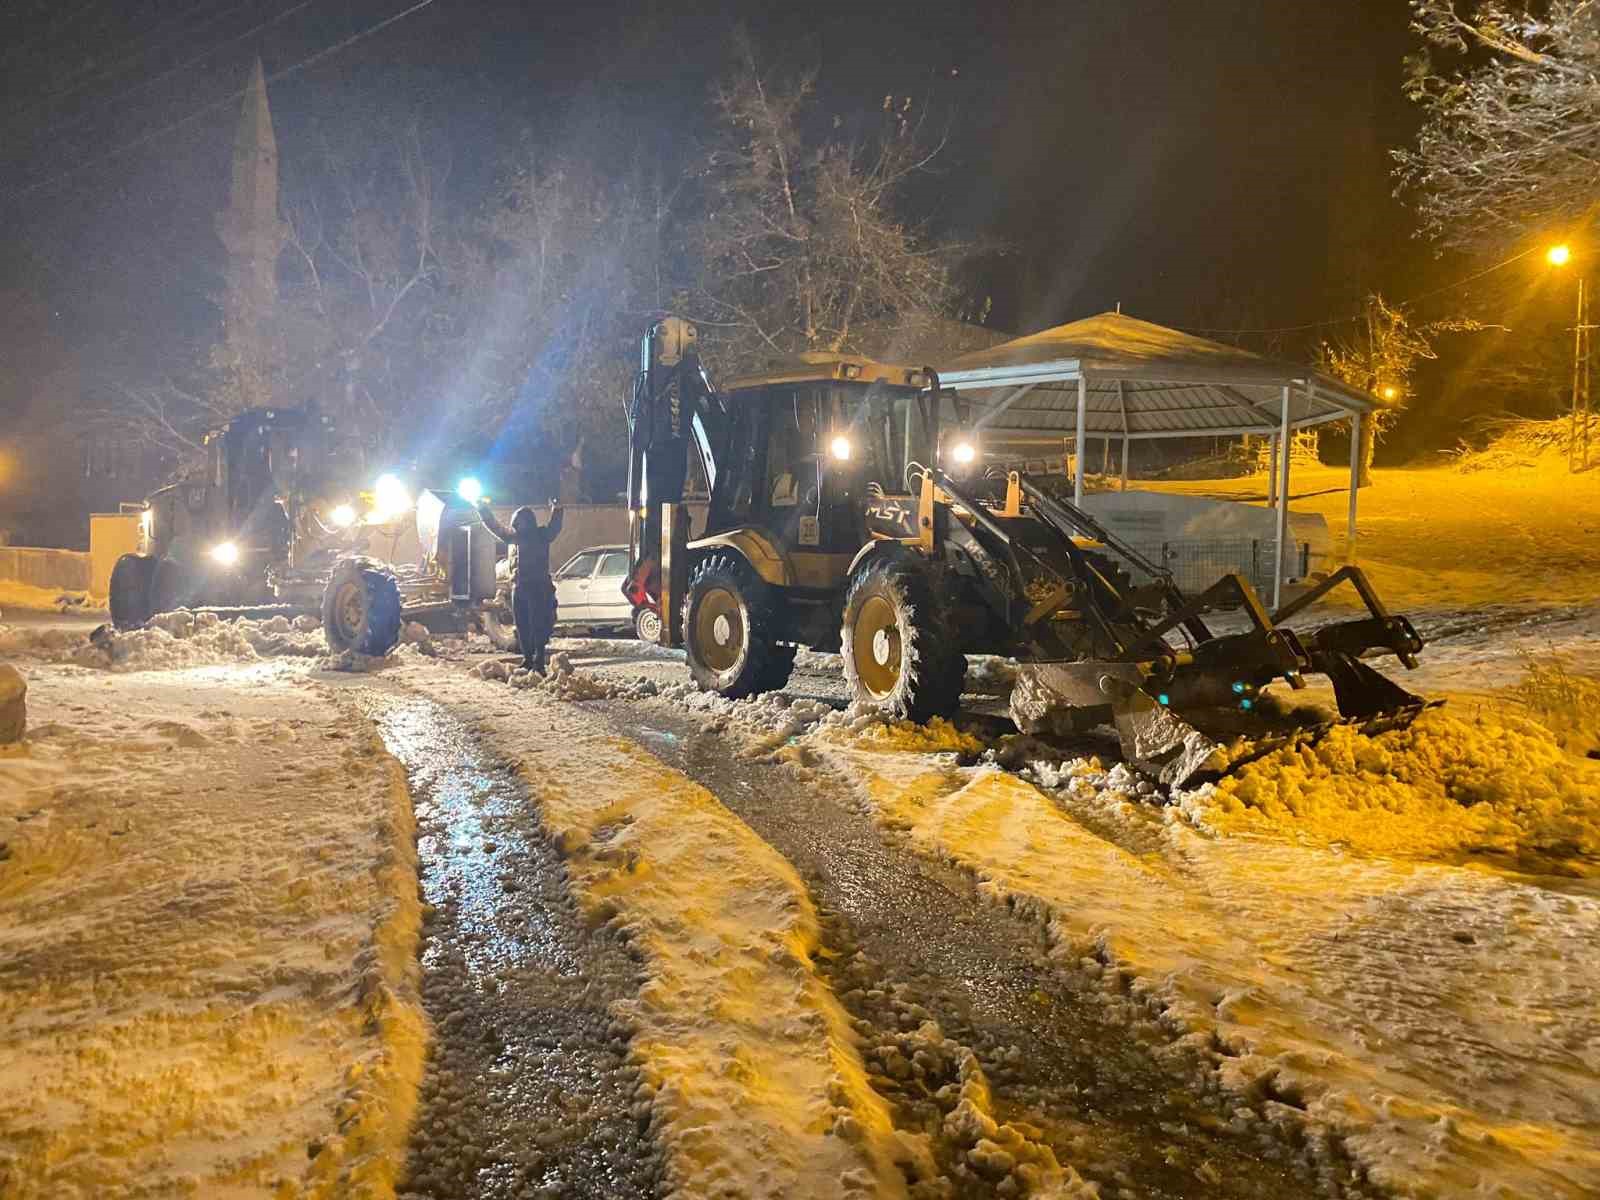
[1547,243,1591,471]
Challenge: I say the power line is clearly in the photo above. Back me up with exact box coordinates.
[7,0,253,122]
[25,0,321,146]
[0,0,104,72]
[1,0,442,209]
[1179,245,1544,338]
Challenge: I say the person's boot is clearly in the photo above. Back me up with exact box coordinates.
[533,652,546,675]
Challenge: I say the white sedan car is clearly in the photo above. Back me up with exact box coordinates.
[554,545,659,640]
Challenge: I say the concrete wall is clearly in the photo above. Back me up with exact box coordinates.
[90,513,143,597]
[0,546,92,593]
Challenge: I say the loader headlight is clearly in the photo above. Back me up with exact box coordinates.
[372,473,411,521]
[329,503,357,528]
[139,509,153,538]
[209,540,240,566]
[950,440,977,465]
[457,476,484,504]
[829,436,852,461]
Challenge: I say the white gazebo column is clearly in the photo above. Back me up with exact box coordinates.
[1267,434,1279,504]
[1346,409,1362,561]
[1272,384,1292,609]
[1116,379,1129,491]
[1073,375,1088,506]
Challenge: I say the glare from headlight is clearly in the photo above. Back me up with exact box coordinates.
[829,436,852,461]
[330,503,357,528]
[950,440,977,465]
[457,476,484,504]
[373,473,410,519]
[209,540,240,566]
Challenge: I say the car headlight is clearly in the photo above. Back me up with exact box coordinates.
[209,540,240,566]
[330,503,357,528]
[829,435,852,461]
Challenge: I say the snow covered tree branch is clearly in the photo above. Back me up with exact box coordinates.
[1396,0,1600,249]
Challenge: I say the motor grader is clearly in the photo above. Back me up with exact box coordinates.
[107,404,526,660]
[623,318,1426,784]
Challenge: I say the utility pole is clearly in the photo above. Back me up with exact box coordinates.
[1570,276,1591,472]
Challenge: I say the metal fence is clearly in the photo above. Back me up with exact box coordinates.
[1119,538,1311,596]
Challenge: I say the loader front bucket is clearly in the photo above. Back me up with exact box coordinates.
[1010,660,1234,787]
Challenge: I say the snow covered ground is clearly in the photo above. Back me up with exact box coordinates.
[393,663,918,1199]
[1145,451,1600,610]
[3,430,1595,1200]
[0,656,424,1198]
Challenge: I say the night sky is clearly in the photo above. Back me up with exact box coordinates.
[0,0,1516,442]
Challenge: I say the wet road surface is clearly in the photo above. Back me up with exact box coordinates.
[363,691,660,1200]
[597,697,1380,1200]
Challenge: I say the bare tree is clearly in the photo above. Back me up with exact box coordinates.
[1319,294,1485,481]
[1395,0,1600,249]
[276,117,455,447]
[688,31,959,374]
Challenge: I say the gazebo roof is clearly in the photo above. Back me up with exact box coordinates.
[936,311,1375,439]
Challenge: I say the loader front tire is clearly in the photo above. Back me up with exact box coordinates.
[683,553,788,699]
[109,553,158,630]
[322,559,402,657]
[841,557,962,723]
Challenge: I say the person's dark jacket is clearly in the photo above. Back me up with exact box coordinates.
[478,504,564,584]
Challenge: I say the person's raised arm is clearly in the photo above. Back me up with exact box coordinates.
[545,500,564,539]
[477,501,514,543]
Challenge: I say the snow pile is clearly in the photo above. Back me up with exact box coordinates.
[1174,706,1600,859]
[0,610,326,671]
[819,710,984,755]
[470,653,661,702]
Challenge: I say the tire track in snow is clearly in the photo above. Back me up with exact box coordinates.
[599,699,1370,1200]
[360,691,661,1200]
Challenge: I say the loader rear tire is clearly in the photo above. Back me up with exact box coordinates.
[322,559,402,657]
[109,554,158,630]
[841,557,962,723]
[683,553,787,700]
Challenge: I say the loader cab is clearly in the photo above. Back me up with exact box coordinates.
[707,356,940,555]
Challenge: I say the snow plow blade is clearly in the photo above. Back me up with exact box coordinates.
[1007,564,1428,789]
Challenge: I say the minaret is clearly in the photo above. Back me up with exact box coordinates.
[216,58,286,410]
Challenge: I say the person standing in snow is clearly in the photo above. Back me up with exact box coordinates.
[477,499,564,673]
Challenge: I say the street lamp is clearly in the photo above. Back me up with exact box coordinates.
[1547,243,1591,470]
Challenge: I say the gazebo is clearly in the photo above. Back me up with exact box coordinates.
[936,311,1379,606]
